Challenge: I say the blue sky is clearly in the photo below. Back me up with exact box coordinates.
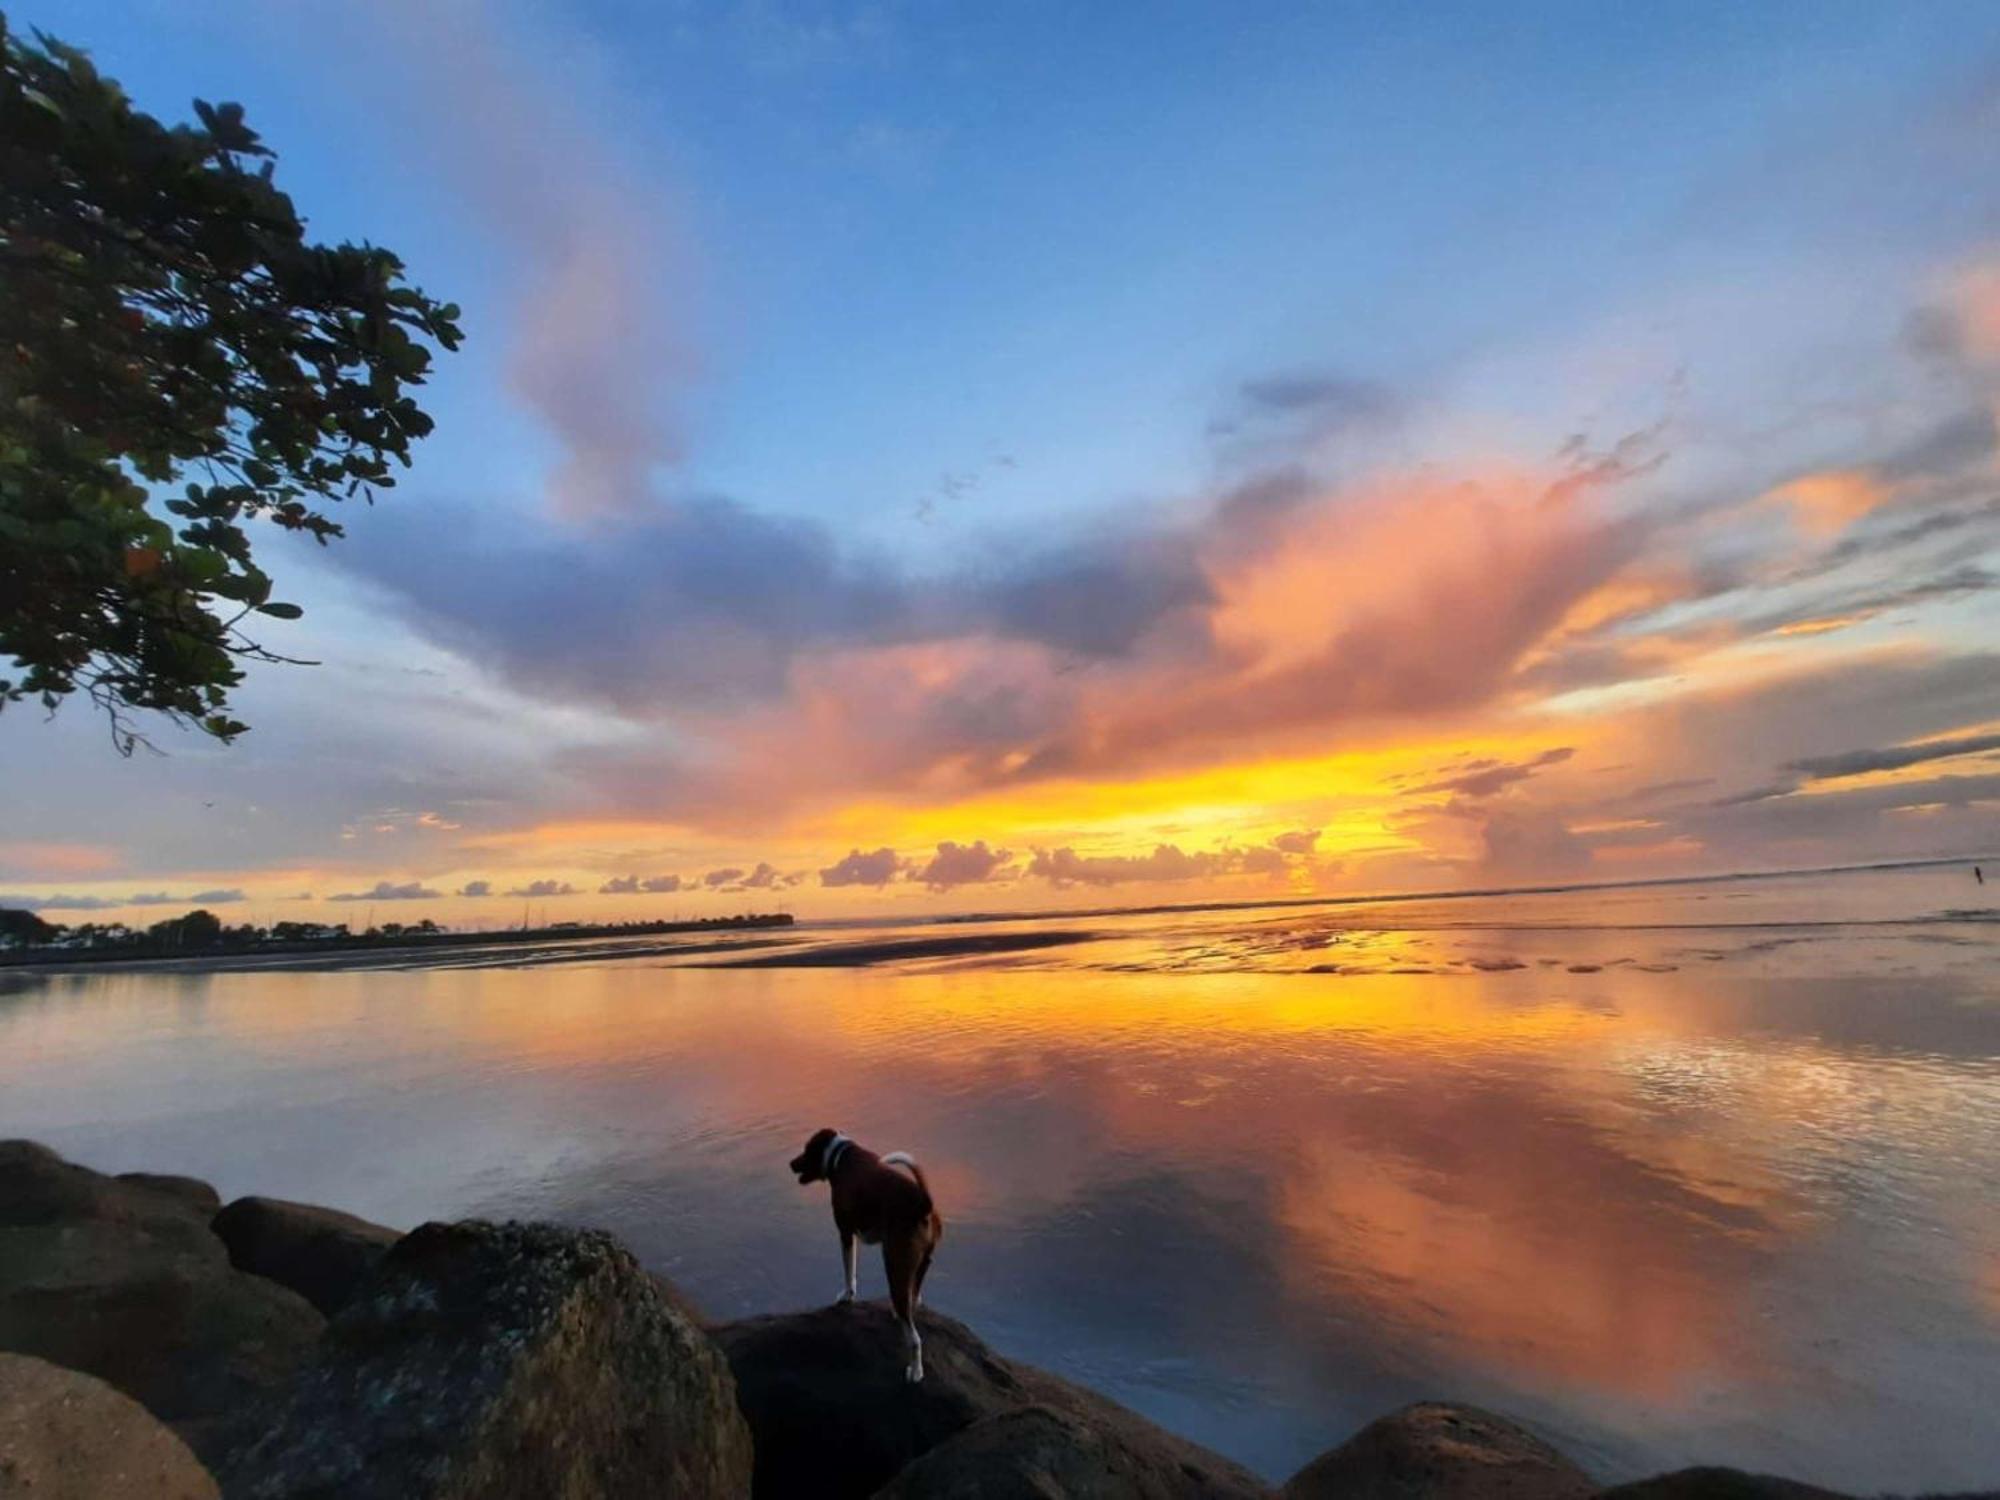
[50,1,2000,542]
[5,1,1999,918]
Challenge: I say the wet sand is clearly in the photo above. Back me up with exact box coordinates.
[698,929,1096,967]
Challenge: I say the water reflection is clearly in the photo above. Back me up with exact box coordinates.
[1,953,1996,1489]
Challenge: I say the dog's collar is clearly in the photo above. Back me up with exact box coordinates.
[821,1132,852,1177]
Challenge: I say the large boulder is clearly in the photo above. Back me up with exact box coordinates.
[1597,1471,1852,1500]
[872,1401,1266,1499]
[715,1302,1268,1500]
[0,1350,220,1499]
[1284,1402,1594,1500]
[211,1196,400,1317]
[222,1218,752,1500]
[0,1141,322,1466]
[119,1173,224,1217]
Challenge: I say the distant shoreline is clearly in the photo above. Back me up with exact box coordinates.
[0,911,794,972]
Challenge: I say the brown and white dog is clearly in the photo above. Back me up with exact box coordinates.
[790,1127,944,1381]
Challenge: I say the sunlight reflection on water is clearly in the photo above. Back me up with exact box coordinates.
[1,878,1997,1488]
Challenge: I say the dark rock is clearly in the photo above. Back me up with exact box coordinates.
[1598,1470,1852,1500]
[715,1302,1268,1500]
[119,1173,224,1217]
[0,1141,323,1467]
[0,1350,221,1499]
[221,1218,752,1500]
[873,1401,1268,1499]
[211,1196,399,1317]
[0,1141,217,1244]
[1284,1402,1595,1500]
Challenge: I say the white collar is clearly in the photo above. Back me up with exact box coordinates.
[821,1132,851,1177]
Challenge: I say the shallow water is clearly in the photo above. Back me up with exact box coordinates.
[3,864,1997,1489]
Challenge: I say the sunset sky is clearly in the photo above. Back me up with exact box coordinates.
[5,0,2000,924]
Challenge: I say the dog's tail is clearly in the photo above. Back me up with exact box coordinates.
[880,1152,932,1208]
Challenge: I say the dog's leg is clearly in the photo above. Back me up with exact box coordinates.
[837,1228,858,1304]
[915,1214,942,1307]
[886,1240,923,1382]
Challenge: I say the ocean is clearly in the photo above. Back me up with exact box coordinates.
[3,860,1996,1489]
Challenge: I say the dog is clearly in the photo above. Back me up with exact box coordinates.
[790,1127,944,1381]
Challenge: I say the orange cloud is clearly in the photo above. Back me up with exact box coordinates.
[1761,470,1890,539]
[1951,261,2000,360]
[0,841,124,878]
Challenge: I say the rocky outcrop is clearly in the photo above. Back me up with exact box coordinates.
[1283,1402,1595,1500]
[0,1141,322,1466]
[715,1302,1269,1500]
[221,1219,752,1500]
[0,1350,220,1499]
[211,1196,399,1317]
[1597,1470,1854,1500]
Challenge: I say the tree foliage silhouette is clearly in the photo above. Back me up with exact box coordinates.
[0,15,461,749]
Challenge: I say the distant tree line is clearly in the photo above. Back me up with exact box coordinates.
[0,906,794,960]
[0,906,437,952]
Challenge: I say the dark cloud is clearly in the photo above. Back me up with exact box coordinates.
[339,486,1222,720]
[739,862,781,889]
[1210,373,1400,449]
[1027,844,1234,887]
[329,880,442,902]
[1411,747,1575,798]
[0,889,248,911]
[703,867,746,889]
[1711,783,1797,808]
[1240,845,1288,877]
[1678,770,2000,861]
[1873,406,1998,483]
[981,534,1212,658]
[1743,565,1997,638]
[1578,650,2000,869]
[1625,778,1714,801]
[340,495,910,712]
[1240,373,1397,418]
[1272,829,1321,854]
[338,425,1661,831]
[600,873,684,894]
[326,360,1994,844]
[1788,730,2000,783]
[915,840,1013,891]
[1210,467,1318,529]
[819,848,903,888]
[1824,496,2000,566]
[505,879,578,897]
[458,880,492,897]
[1476,807,1591,879]
[1716,728,2000,806]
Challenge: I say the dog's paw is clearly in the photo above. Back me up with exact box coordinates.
[905,1360,925,1383]
[835,1289,855,1305]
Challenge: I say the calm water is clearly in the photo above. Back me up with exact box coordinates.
[3,865,1997,1490]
